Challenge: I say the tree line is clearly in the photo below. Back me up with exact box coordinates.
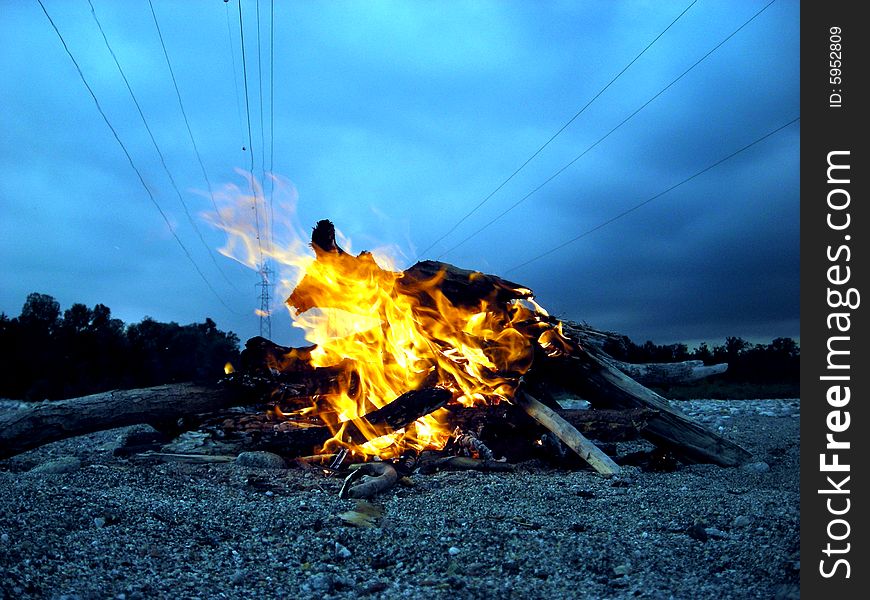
[0,292,799,401]
[603,334,800,398]
[0,293,240,401]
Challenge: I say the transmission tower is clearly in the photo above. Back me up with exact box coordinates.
[257,262,274,339]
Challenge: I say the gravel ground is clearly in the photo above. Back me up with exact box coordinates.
[0,399,800,600]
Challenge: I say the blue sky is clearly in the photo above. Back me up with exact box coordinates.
[0,0,800,348]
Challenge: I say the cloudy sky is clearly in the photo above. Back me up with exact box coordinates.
[0,0,799,349]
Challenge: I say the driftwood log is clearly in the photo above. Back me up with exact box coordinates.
[516,391,620,476]
[285,219,750,467]
[531,349,751,466]
[0,383,656,461]
[0,219,749,469]
[0,384,240,460]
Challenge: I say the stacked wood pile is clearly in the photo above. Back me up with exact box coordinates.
[0,220,752,488]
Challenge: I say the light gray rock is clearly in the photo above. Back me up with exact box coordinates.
[733,515,754,528]
[235,451,286,469]
[334,541,352,560]
[31,457,81,474]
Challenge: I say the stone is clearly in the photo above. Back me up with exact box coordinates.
[741,461,770,473]
[231,569,247,585]
[334,542,352,559]
[704,527,728,539]
[448,546,460,556]
[31,457,81,474]
[235,451,286,469]
[309,574,334,594]
[733,515,754,528]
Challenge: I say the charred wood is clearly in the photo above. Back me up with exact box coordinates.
[216,387,452,457]
[339,462,398,499]
[399,260,532,308]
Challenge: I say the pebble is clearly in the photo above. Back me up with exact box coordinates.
[0,398,799,599]
[335,542,352,559]
[309,573,334,594]
[741,461,770,473]
[231,569,247,585]
[733,515,754,528]
[94,517,106,528]
[687,520,709,542]
[448,546,460,556]
[235,451,286,469]
[31,457,82,474]
[704,527,729,539]
[1,533,9,544]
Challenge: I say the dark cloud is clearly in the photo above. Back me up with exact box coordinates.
[1,1,799,348]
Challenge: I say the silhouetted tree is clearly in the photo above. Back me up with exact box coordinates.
[0,293,240,400]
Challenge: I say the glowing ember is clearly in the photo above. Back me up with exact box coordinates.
[208,175,560,457]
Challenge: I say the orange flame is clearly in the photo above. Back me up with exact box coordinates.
[207,174,550,457]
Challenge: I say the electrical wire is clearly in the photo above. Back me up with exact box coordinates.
[255,0,267,188]
[237,0,266,269]
[36,0,237,313]
[503,116,800,275]
[438,0,779,259]
[417,0,699,258]
[225,0,247,154]
[88,0,242,294]
[268,0,276,253]
[146,0,225,233]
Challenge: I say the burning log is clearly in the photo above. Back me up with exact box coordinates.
[322,387,452,449]
[209,387,452,458]
[256,218,752,468]
[1,217,750,475]
[400,260,533,308]
[0,381,650,462]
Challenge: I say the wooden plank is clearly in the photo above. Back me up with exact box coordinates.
[515,391,620,477]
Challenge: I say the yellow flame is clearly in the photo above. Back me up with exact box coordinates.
[208,174,549,457]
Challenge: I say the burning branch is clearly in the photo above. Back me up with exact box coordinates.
[1,217,750,474]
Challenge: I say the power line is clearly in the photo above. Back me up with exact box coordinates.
[146,0,225,233]
[237,0,272,338]
[36,0,236,313]
[224,0,247,153]
[503,116,800,275]
[255,0,267,188]
[268,0,276,252]
[417,0,699,258]
[438,0,778,259]
[88,0,242,294]
[236,0,265,268]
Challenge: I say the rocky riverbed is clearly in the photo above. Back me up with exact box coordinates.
[0,398,800,599]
